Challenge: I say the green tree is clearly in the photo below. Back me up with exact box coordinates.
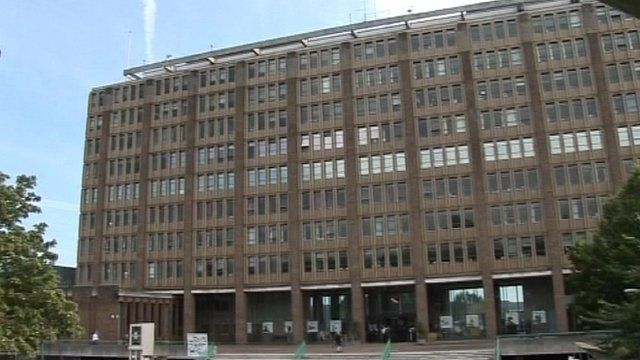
[0,172,82,354]
[569,167,640,359]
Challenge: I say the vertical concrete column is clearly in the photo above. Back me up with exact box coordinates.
[136,79,155,291]
[93,89,113,285]
[518,13,568,332]
[396,32,429,336]
[582,3,624,189]
[161,302,171,339]
[233,62,248,344]
[285,51,304,343]
[182,72,200,336]
[456,22,497,337]
[340,41,366,341]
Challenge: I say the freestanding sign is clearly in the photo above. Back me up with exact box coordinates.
[129,323,155,360]
[187,333,208,358]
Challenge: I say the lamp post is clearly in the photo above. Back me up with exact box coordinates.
[110,313,121,341]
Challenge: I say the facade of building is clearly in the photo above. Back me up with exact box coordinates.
[75,0,640,344]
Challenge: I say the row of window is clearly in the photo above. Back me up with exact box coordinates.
[109,108,144,128]
[355,93,402,116]
[85,138,101,156]
[195,143,236,165]
[78,237,95,255]
[361,214,410,237]
[194,199,235,220]
[487,169,539,193]
[300,75,341,97]
[425,208,475,231]
[353,38,398,61]
[148,260,184,280]
[153,100,190,120]
[472,48,523,71]
[420,145,470,168]
[105,262,139,282]
[198,117,235,139]
[109,84,144,104]
[531,11,582,34]
[415,85,463,108]
[355,65,399,88]
[300,102,343,124]
[301,188,346,211]
[545,98,598,123]
[299,48,341,69]
[248,59,285,79]
[540,67,592,92]
[558,196,607,220]
[148,204,184,224]
[363,246,412,269]
[489,202,542,226]
[150,151,187,171]
[105,209,139,228]
[149,177,185,198]
[422,176,472,200]
[247,254,289,275]
[493,235,546,260]
[361,182,407,205]
[410,29,456,51]
[427,240,477,264]
[196,172,236,192]
[302,219,347,242]
[200,66,236,86]
[301,160,345,182]
[477,76,527,101]
[197,92,237,112]
[81,187,98,204]
[248,166,288,186]
[554,162,608,187]
[596,6,636,25]
[109,131,142,151]
[612,92,640,114]
[301,130,344,151]
[246,138,286,160]
[248,193,289,215]
[148,232,184,252]
[561,231,594,254]
[103,235,138,254]
[470,20,518,42]
[536,38,587,62]
[359,152,407,175]
[248,83,286,104]
[195,257,235,277]
[483,138,535,161]
[194,228,235,248]
[106,183,140,202]
[247,224,289,245]
[418,115,466,136]
[618,124,640,147]
[304,250,349,272]
[151,125,186,145]
[480,106,530,130]
[549,130,603,155]
[155,76,190,95]
[412,56,460,80]
[601,31,640,53]
[247,110,287,132]
[607,61,640,84]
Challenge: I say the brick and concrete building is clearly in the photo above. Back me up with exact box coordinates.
[75,0,640,344]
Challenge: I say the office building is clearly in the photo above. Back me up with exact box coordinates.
[75,0,640,344]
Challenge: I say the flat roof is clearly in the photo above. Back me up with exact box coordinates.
[122,0,571,79]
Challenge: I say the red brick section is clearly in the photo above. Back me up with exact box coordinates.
[457,22,498,337]
[397,32,429,336]
[233,62,248,344]
[340,41,367,342]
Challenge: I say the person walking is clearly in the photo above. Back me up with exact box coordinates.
[333,331,342,353]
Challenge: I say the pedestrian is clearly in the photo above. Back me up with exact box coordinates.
[333,331,342,352]
[91,331,99,344]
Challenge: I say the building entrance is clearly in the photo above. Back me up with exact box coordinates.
[364,285,415,342]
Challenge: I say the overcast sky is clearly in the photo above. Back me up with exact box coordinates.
[0,0,487,266]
